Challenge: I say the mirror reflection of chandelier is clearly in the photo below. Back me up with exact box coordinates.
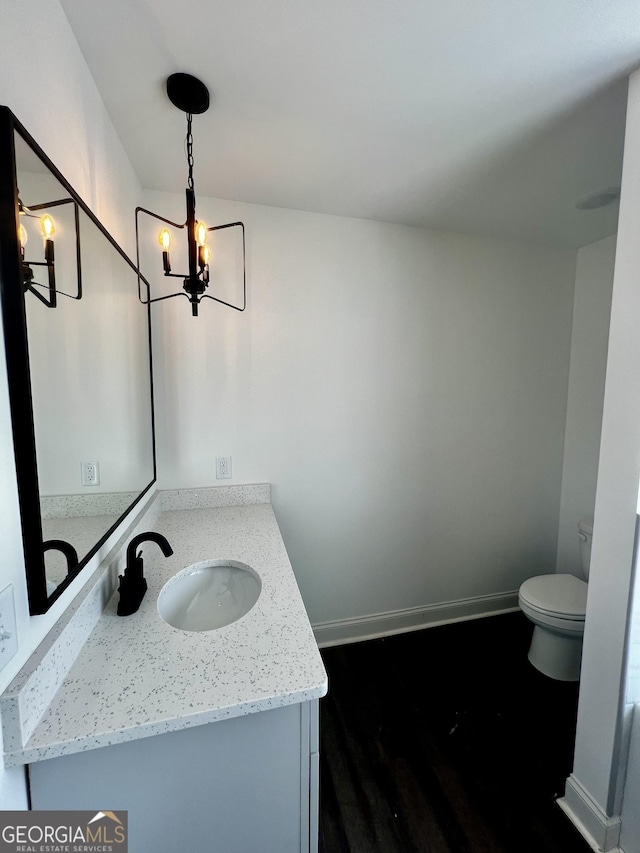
[18,197,82,307]
[135,73,246,318]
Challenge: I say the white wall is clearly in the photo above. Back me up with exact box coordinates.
[145,189,576,626]
[0,0,143,808]
[565,67,640,839]
[555,235,615,576]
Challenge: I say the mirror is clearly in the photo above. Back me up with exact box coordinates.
[0,107,156,614]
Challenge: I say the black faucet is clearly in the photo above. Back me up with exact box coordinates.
[43,539,79,577]
[117,532,174,616]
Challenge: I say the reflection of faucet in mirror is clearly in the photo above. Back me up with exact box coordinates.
[18,196,83,307]
[117,532,174,617]
[43,539,79,577]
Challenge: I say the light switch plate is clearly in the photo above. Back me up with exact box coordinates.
[0,584,18,672]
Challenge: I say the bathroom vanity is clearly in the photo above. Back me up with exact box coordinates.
[2,486,327,853]
[29,700,320,853]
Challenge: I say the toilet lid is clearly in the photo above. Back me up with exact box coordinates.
[519,574,587,619]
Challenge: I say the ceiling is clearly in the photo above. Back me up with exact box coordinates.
[59,0,640,248]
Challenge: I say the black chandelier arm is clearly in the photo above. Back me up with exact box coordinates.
[24,280,57,308]
[135,204,189,304]
[135,205,187,231]
[145,291,192,306]
[23,262,80,303]
[25,196,78,212]
[20,196,83,302]
[140,289,246,313]
[135,268,155,306]
[22,261,55,307]
[135,206,178,305]
[200,294,246,312]
[202,219,247,312]
[133,208,245,238]
[207,220,244,234]
[23,275,80,303]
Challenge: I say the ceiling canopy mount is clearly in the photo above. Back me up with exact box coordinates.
[166,73,210,115]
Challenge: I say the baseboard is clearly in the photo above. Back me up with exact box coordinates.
[558,774,622,852]
[312,591,519,648]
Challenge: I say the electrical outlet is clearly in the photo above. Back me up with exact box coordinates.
[216,456,232,479]
[81,461,100,486]
[0,584,18,672]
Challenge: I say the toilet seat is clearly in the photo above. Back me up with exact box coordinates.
[519,573,587,620]
[519,598,585,635]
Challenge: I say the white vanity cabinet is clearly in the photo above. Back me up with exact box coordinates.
[4,499,327,851]
[29,699,320,853]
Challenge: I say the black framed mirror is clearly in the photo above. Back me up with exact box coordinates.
[0,107,156,614]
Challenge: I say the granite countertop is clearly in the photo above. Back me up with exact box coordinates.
[7,501,327,765]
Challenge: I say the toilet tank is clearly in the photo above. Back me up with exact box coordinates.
[578,519,593,580]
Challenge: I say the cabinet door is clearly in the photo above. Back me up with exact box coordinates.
[301,699,320,853]
[30,704,304,853]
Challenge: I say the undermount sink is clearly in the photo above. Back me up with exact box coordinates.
[158,560,261,632]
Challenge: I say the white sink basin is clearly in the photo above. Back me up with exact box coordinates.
[158,560,261,632]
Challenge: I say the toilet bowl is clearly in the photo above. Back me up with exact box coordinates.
[518,519,592,682]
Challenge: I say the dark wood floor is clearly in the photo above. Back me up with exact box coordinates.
[318,612,593,853]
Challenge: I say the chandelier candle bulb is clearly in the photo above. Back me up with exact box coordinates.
[159,228,172,250]
[40,214,55,240]
[159,228,172,274]
[40,215,56,265]
[195,220,207,246]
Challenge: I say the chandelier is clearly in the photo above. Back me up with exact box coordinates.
[135,73,246,317]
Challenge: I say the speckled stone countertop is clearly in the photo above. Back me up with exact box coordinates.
[5,501,327,766]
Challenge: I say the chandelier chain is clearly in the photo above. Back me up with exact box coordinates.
[186,113,194,191]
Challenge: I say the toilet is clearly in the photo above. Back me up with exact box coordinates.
[518,519,592,682]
